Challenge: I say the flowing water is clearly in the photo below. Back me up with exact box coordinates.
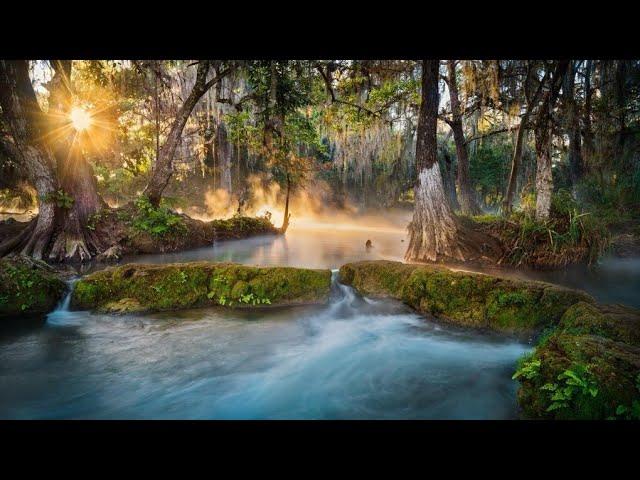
[1,214,637,419]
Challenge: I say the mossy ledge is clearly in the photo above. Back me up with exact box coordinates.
[70,261,332,313]
[338,260,594,333]
[338,261,640,419]
[514,302,640,420]
[0,256,66,317]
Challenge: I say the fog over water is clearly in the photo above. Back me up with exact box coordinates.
[0,210,637,419]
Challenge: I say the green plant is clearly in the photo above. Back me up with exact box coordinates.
[131,196,187,238]
[541,364,599,413]
[512,356,541,381]
[43,189,74,209]
[238,292,271,306]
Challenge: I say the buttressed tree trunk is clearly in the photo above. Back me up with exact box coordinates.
[534,61,569,221]
[0,60,58,260]
[405,60,503,264]
[46,61,104,262]
[0,60,105,262]
[446,60,481,215]
[144,60,231,207]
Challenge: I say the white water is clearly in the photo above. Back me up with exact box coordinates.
[2,218,634,419]
[0,268,528,419]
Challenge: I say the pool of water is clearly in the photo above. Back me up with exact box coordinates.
[0,216,637,419]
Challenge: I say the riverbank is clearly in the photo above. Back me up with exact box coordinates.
[0,203,278,263]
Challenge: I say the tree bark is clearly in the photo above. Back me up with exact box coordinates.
[582,60,595,168]
[46,60,104,262]
[279,172,291,234]
[441,146,460,211]
[562,60,583,186]
[534,61,569,221]
[0,60,106,262]
[446,61,481,215]
[0,60,59,260]
[144,61,231,206]
[405,60,503,264]
[502,64,550,214]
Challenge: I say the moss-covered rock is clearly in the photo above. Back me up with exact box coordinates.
[71,261,332,313]
[514,303,640,419]
[0,256,66,316]
[339,261,593,333]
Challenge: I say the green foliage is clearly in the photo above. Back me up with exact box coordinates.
[42,190,74,209]
[71,262,332,312]
[576,173,640,228]
[469,138,512,208]
[0,258,66,316]
[478,189,610,267]
[512,356,541,381]
[131,196,187,238]
[540,364,599,412]
[94,163,147,206]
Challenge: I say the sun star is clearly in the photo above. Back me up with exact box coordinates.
[70,107,92,132]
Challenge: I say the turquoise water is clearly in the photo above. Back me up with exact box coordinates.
[1,220,634,419]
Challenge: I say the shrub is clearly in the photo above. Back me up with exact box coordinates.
[131,196,187,238]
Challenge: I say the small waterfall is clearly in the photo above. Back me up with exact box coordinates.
[46,277,80,326]
[326,269,363,317]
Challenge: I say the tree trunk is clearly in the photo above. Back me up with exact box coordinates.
[405,60,503,264]
[446,61,481,215]
[582,60,595,168]
[534,61,569,221]
[46,61,104,262]
[280,173,291,234]
[0,60,106,262]
[0,60,61,260]
[563,60,583,186]
[534,124,553,220]
[502,64,551,214]
[144,61,231,206]
[502,110,530,214]
[441,147,460,211]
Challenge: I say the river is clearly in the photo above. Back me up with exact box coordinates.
[0,215,637,419]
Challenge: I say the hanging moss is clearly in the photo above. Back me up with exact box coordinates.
[71,261,332,314]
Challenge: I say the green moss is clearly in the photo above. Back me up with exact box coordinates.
[514,301,640,419]
[210,215,276,239]
[0,256,66,316]
[340,261,593,332]
[516,332,640,420]
[71,261,331,313]
[339,261,417,298]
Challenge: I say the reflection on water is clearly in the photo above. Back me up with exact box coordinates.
[124,229,407,270]
[0,274,528,419]
[0,214,638,419]
[124,219,640,308]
